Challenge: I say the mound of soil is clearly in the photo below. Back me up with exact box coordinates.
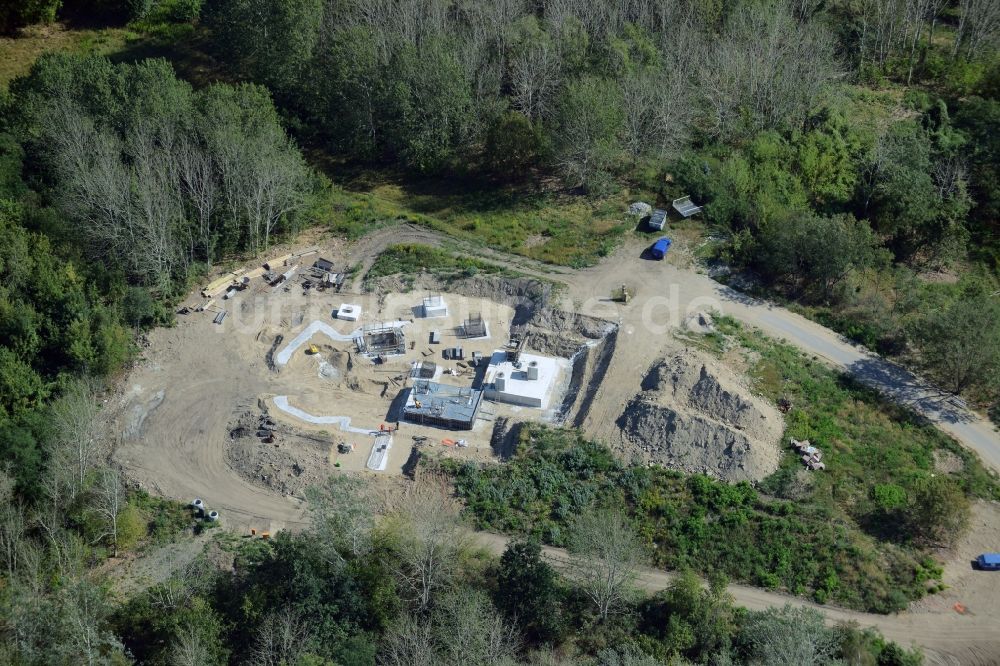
[616,352,783,482]
[225,408,328,496]
[284,343,355,384]
[317,349,352,382]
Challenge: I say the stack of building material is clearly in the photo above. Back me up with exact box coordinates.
[790,438,825,470]
[201,268,249,298]
[264,253,292,271]
[202,275,235,298]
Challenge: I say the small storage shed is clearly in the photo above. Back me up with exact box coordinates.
[337,304,362,321]
[650,237,672,260]
[672,196,703,217]
[649,208,667,231]
[429,330,441,344]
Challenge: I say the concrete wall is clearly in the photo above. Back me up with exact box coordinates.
[484,388,542,408]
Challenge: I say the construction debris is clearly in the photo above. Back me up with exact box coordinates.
[628,201,652,217]
[791,438,825,471]
[264,254,292,271]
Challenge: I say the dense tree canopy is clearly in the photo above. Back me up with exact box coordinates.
[0,0,999,661]
[10,54,312,290]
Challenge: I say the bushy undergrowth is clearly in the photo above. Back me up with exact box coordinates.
[712,317,1000,507]
[366,243,507,280]
[440,427,927,613]
[439,321,997,614]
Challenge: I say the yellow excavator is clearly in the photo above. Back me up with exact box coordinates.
[306,344,319,355]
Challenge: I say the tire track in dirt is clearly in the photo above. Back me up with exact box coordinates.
[344,222,570,292]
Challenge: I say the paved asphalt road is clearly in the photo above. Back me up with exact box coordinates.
[725,287,1000,472]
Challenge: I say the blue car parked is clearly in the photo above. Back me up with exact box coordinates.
[650,237,672,260]
[978,553,1000,570]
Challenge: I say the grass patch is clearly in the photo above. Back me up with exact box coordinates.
[325,185,413,241]
[366,243,509,282]
[331,169,643,267]
[0,22,136,87]
[1,17,228,93]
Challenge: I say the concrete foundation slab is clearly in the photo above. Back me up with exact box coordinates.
[337,303,361,321]
[482,351,567,409]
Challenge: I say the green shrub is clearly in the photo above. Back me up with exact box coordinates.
[117,504,147,551]
[366,243,506,280]
[132,490,193,542]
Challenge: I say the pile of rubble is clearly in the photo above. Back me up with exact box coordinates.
[791,438,825,471]
[616,352,784,483]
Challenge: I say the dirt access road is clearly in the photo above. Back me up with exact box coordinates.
[341,223,571,292]
[475,517,1000,666]
[112,225,1000,662]
[558,236,1000,473]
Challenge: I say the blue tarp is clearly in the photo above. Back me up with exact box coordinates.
[650,237,672,259]
[981,553,1000,565]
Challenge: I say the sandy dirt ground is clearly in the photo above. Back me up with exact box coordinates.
[112,246,568,532]
[556,236,1000,472]
[110,288,532,530]
[109,224,1000,662]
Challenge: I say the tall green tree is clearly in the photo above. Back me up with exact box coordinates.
[0,0,61,35]
[640,570,735,661]
[863,121,971,261]
[383,39,475,173]
[204,0,324,95]
[495,540,564,644]
[553,76,624,193]
[757,212,885,301]
[954,97,1000,267]
[910,290,1000,395]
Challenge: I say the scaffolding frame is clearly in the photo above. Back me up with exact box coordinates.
[355,322,407,355]
[461,312,487,338]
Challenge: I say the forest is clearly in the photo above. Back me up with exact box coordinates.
[0,0,999,663]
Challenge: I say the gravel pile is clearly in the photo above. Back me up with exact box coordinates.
[616,352,783,482]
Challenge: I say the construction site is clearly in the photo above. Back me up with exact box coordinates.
[111,230,789,534]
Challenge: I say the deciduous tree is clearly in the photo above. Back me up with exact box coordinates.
[553,76,624,192]
[738,605,838,666]
[382,477,468,612]
[567,507,644,621]
[910,291,1000,395]
[496,539,563,643]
